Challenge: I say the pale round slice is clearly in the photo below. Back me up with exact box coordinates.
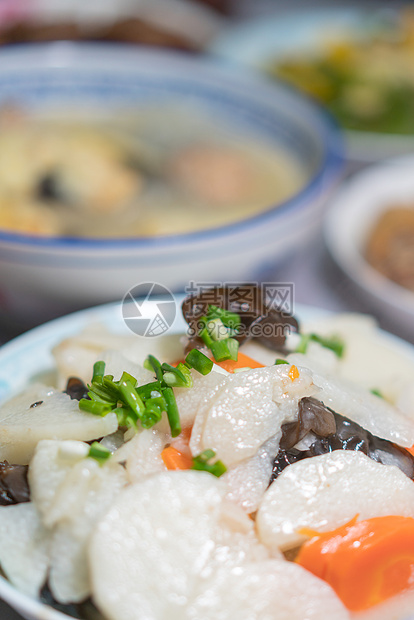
[257,450,414,552]
[0,386,118,464]
[190,560,349,620]
[48,458,127,604]
[89,471,268,620]
[191,365,318,467]
[0,503,50,598]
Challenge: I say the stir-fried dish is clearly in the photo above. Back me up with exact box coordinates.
[270,9,414,134]
[1,286,414,619]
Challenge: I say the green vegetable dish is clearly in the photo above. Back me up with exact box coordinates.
[270,9,414,134]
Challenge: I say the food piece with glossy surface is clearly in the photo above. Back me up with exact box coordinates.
[257,450,414,551]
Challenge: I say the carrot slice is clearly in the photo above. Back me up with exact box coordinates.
[214,351,265,373]
[296,515,414,611]
[161,446,193,470]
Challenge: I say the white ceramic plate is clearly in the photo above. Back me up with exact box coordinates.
[324,154,414,341]
[210,6,414,163]
[1,298,414,619]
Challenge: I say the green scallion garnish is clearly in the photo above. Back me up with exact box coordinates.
[275,358,289,365]
[92,361,105,384]
[79,399,113,416]
[206,305,241,329]
[118,381,145,419]
[185,349,213,375]
[192,449,227,477]
[296,333,345,358]
[88,441,111,464]
[162,387,181,438]
[226,338,239,361]
[161,362,193,388]
[210,339,232,362]
[144,355,164,383]
[136,380,163,400]
[371,388,384,399]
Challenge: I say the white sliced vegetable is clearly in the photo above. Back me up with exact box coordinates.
[0,388,118,464]
[191,560,349,620]
[174,368,228,432]
[30,439,89,527]
[0,503,50,598]
[48,457,127,604]
[90,471,269,620]
[191,365,318,467]
[257,451,414,552]
[124,429,168,483]
[223,434,280,514]
[300,313,414,402]
[121,333,184,367]
[52,325,132,387]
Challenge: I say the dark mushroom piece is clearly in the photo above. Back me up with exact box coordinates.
[0,461,30,505]
[182,284,298,354]
[65,377,89,402]
[270,396,414,484]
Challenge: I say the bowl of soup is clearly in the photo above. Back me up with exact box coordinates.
[0,43,343,321]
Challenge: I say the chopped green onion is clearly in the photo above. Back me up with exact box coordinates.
[185,349,213,375]
[295,333,345,358]
[275,358,289,365]
[118,371,137,387]
[233,367,251,373]
[136,380,163,400]
[161,363,193,388]
[206,305,241,329]
[92,361,105,384]
[296,333,311,354]
[162,387,181,438]
[102,376,122,399]
[145,394,166,411]
[116,407,139,430]
[226,338,239,361]
[144,355,164,383]
[88,441,111,464]
[210,339,231,362]
[87,380,118,405]
[176,363,193,386]
[141,399,163,429]
[192,449,227,477]
[79,399,113,416]
[310,334,345,358]
[205,317,229,342]
[118,381,145,419]
[199,326,215,348]
[371,388,384,399]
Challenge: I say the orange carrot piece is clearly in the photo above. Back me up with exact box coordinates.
[214,351,265,373]
[161,446,193,471]
[288,364,299,381]
[296,515,414,612]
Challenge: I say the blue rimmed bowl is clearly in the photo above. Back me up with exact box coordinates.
[0,43,343,321]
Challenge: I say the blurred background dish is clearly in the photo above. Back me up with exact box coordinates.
[0,43,343,323]
[210,5,414,163]
[0,0,225,51]
[324,154,414,340]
